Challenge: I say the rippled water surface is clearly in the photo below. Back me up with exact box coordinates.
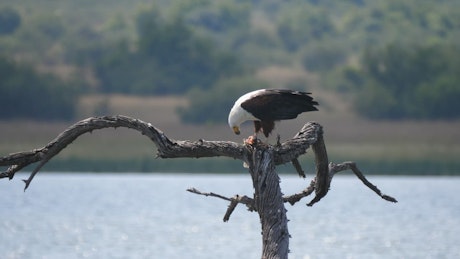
[1,173,459,259]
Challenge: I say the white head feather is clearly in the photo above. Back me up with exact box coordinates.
[228,89,263,134]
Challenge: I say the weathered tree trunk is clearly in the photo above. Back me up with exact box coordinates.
[0,115,397,259]
[249,147,289,259]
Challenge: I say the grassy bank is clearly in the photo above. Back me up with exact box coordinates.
[19,156,460,176]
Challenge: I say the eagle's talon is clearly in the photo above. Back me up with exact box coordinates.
[244,135,258,145]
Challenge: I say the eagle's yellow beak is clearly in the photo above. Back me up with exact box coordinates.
[232,126,240,135]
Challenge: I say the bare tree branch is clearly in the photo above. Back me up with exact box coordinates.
[0,115,247,190]
[329,161,398,203]
[187,188,255,222]
[283,161,398,206]
[273,122,323,165]
[283,179,316,206]
[290,158,306,178]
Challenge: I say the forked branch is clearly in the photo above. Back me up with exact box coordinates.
[187,187,255,222]
[188,160,397,221]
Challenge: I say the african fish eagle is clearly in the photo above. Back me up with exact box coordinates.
[228,89,318,138]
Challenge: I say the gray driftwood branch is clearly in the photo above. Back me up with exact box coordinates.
[0,115,397,259]
[0,115,246,189]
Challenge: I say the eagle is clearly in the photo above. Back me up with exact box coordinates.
[228,89,318,139]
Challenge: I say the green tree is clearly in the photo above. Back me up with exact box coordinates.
[277,6,335,52]
[0,7,21,35]
[302,42,346,72]
[348,44,460,120]
[94,7,243,95]
[415,75,460,119]
[178,76,269,124]
[184,1,251,33]
[0,57,78,120]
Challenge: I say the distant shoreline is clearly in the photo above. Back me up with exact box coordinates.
[2,95,460,176]
[18,156,460,176]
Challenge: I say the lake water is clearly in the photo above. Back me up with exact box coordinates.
[0,173,459,259]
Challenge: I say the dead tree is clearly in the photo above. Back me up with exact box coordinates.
[0,115,396,259]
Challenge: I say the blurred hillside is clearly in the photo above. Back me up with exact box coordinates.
[1,0,460,116]
[1,0,459,174]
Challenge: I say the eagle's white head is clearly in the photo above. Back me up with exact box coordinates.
[228,90,262,135]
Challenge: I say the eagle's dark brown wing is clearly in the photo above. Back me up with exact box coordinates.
[241,89,318,121]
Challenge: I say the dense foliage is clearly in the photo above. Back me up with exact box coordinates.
[338,44,460,119]
[0,57,78,120]
[0,7,20,35]
[94,7,244,95]
[178,76,269,124]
